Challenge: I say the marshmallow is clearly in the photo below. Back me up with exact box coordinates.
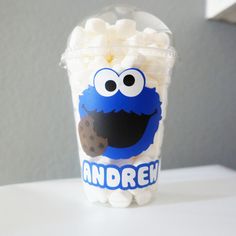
[85,18,106,34]
[69,68,93,96]
[108,190,133,208]
[106,25,118,42]
[154,123,165,157]
[143,28,158,46]
[66,59,85,75]
[141,124,164,158]
[83,184,108,203]
[154,32,170,49]
[112,64,124,74]
[115,19,136,39]
[121,51,145,68]
[126,33,145,47]
[111,57,123,65]
[68,26,85,49]
[149,182,158,192]
[134,155,153,166]
[143,27,157,35]
[143,29,170,50]
[157,74,171,86]
[158,85,169,119]
[145,59,169,81]
[87,35,107,48]
[134,188,153,206]
[127,158,154,205]
[110,157,134,167]
[98,156,112,165]
[145,76,158,88]
[88,56,109,71]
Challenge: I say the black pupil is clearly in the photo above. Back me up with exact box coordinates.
[105,80,116,92]
[123,74,135,86]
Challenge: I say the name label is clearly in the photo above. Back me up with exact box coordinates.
[82,160,159,190]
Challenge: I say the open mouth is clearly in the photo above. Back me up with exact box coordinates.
[83,106,156,148]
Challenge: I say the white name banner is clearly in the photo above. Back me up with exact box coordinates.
[82,160,159,190]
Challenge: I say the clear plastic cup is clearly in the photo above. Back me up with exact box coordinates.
[61,5,176,207]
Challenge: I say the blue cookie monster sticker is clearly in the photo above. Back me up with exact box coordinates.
[78,68,162,159]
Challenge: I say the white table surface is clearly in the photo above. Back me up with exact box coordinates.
[0,165,236,236]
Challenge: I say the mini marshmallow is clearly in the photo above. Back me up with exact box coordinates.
[108,190,133,208]
[149,182,158,192]
[115,19,136,39]
[126,33,145,47]
[68,26,85,49]
[158,85,169,119]
[145,59,169,81]
[143,28,158,46]
[95,154,135,174]
[148,43,159,49]
[121,51,145,68]
[154,32,170,49]
[85,18,106,34]
[109,49,127,64]
[154,123,165,157]
[141,124,164,158]
[143,27,157,35]
[94,56,109,66]
[134,155,153,166]
[97,156,112,165]
[134,188,153,206]
[66,59,85,75]
[106,25,118,43]
[88,56,109,71]
[87,35,107,48]
[112,157,134,167]
[157,74,171,86]
[110,56,122,65]
[69,68,93,96]
[143,29,171,50]
[83,184,108,203]
[112,64,124,73]
[145,76,158,88]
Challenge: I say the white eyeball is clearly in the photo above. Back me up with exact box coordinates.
[94,68,119,97]
[119,68,145,97]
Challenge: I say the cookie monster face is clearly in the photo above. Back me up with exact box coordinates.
[78,68,162,159]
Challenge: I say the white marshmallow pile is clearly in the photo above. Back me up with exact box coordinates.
[62,18,175,207]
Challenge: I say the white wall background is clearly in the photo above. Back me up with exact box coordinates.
[0,0,236,185]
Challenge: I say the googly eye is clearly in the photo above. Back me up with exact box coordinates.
[94,68,118,97]
[119,68,145,97]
